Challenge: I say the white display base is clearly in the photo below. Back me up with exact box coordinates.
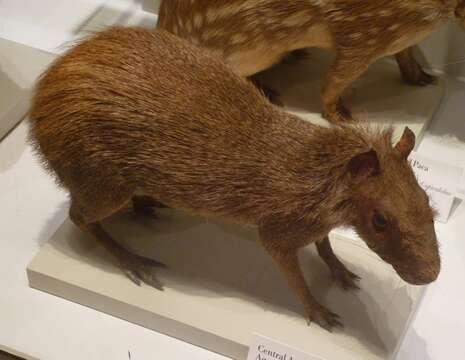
[0,345,37,360]
[256,50,444,143]
[28,209,425,360]
[0,38,54,139]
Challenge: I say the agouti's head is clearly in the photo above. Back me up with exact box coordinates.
[455,0,465,28]
[348,127,440,285]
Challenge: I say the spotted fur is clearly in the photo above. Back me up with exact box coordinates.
[158,0,464,122]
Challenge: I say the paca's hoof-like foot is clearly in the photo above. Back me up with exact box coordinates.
[333,267,361,291]
[403,68,436,87]
[306,304,343,332]
[323,101,355,124]
[396,47,437,87]
[121,254,167,290]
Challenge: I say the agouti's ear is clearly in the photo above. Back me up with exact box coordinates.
[348,149,380,180]
[395,127,415,159]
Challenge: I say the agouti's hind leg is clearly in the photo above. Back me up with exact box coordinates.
[69,199,166,290]
[132,195,168,218]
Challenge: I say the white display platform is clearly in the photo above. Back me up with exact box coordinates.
[0,345,37,360]
[256,50,445,142]
[0,38,54,139]
[28,209,424,360]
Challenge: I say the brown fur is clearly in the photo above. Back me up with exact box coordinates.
[29,27,440,331]
[157,0,464,122]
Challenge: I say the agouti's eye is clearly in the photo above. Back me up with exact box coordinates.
[372,211,388,231]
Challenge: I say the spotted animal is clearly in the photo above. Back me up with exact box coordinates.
[158,0,465,122]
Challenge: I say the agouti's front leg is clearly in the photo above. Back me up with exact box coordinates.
[321,53,371,123]
[259,224,342,331]
[395,46,436,86]
[316,237,360,291]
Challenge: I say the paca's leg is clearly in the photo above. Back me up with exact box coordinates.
[316,237,360,291]
[69,192,165,289]
[395,46,436,86]
[259,224,342,331]
[227,47,287,77]
[132,195,167,218]
[248,48,310,105]
[321,53,371,123]
[226,49,286,106]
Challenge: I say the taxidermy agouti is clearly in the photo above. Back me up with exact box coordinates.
[29,27,440,331]
[157,0,465,123]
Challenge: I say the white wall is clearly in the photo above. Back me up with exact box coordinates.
[421,22,465,80]
[0,0,158,53]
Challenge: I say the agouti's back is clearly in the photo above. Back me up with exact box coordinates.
[29,27,319,223]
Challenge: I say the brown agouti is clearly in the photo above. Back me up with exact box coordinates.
[28,27,440,331]
[157,0,465,122]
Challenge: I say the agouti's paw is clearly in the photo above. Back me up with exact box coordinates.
[332,267,361,291]
[120,254,167,290]
[306,304,343,332]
